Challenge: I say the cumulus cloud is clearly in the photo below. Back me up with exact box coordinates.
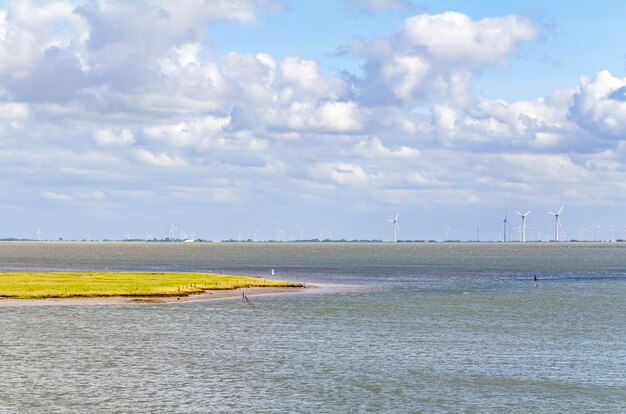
[346,11,540,104]
[267,101,363,133]
[570,70,626,138]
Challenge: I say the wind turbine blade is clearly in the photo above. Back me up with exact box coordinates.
[395,213,399,220]
[525,210,532,216]
[548,211,555,215]
[558,206,564,214]
[516,211,522,216]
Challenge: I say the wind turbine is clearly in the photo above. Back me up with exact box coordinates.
[516,210,532,242]
[443,225,450,241]
[548,206,563,242]
[579,225,586,241]
[610,225,616,241]
[124,232,131,240]
[499,211,511,242]
[145,231,152,241]
[169,222,178,241]
[595,224,600,242]
[388,213,399,242]
[36,228,42,241]
[276,230,285,242]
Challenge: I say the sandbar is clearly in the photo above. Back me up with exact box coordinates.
[0,285,312,307]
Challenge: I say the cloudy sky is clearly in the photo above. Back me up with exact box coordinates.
[2,0,626,241]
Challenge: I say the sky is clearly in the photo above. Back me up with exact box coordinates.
[2,0,626,242]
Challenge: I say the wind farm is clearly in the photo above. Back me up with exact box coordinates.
[5,204,626,243]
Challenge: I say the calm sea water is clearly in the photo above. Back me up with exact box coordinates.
[0,242,625,413]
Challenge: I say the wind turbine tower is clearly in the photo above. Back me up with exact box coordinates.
[516,210,531,242]
[388,213,399,242]
[500,211,510,242]
[548,206,563,242]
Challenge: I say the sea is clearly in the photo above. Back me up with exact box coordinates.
[0,241,625,413]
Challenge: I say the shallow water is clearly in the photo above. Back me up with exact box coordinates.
[0,242,625,412]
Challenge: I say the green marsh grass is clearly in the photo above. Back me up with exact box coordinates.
[0,271,302,299]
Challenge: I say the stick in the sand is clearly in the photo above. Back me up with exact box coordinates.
[242,289,257,314]
[533,274,548,308]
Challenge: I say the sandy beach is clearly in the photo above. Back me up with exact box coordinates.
[0,286,312,307]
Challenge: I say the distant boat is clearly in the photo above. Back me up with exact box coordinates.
[183,239,195,243]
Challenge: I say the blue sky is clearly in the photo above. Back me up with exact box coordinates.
[2,0,626,241]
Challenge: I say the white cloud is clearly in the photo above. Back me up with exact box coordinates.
[94,128,135,147]
[0,102,28,120]
[382,55,429,100]
[268,101,363,133]
[135,149,187,167]
[352,137,419,158]
[41,190,72,201]
[402,12,537,67]
[310,162,370,186]
[0,10,39,74]
[347,11,540,104]
[279,56,344,98]
[570,70,626,138]
[143,115,230,148]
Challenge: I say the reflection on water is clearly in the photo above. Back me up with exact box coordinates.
[0,242,625,412]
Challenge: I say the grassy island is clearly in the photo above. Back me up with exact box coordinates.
[0,271,302,299]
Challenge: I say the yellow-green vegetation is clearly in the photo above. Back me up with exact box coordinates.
[0,271,302,299]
